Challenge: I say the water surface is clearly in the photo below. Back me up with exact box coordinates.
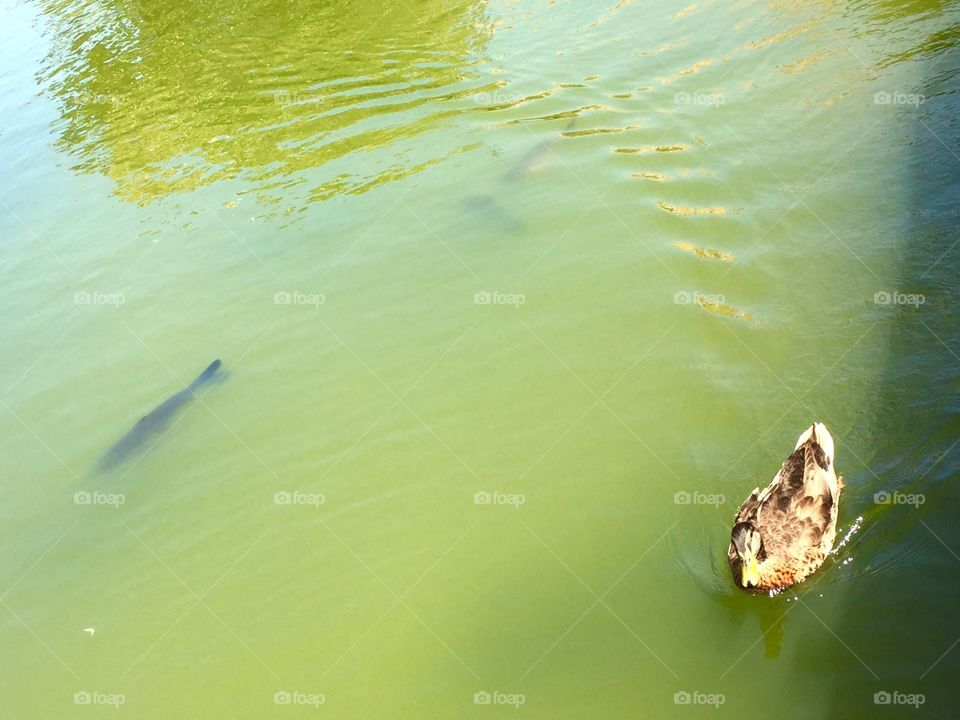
[1,0,959,717]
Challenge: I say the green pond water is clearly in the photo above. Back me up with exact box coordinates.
[2,0,959,717]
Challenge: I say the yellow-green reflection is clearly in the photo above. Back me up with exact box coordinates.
[37,0,494,205]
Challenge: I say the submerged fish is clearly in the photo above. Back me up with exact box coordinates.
[459,194,524,233]
[504,118,577,181]
[98,359,223,471]
[504,135,558,181]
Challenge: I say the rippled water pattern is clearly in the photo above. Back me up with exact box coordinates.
[1,0,959,717]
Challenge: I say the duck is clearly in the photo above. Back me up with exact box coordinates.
[728,422,843,592]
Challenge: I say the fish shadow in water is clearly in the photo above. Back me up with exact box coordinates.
[458,119,575,235]
[459,194,525,234]
[97,359,224,473]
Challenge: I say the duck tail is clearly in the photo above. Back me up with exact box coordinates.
[795,422,834,462]
[795,422,839,499]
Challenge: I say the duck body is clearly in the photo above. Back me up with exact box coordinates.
[728,422,843,592]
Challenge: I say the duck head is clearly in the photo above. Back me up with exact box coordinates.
[731,521,764,588]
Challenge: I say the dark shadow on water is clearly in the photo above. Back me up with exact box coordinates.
[817,8,960,717]
[694,10,960,705]
[459,194,526,235]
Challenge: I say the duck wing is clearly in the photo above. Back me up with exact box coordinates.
[758,443,838,555]
[733,487,761,524]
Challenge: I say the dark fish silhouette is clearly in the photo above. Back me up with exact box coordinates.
[460,118,575,231]
[459,194,525,233]
[98,359,222,471]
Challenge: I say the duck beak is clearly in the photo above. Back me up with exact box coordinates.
[741,555,761,588]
